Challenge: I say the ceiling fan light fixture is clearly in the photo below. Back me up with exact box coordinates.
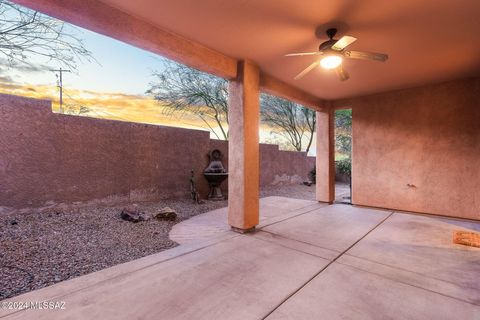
[320,55,342,69]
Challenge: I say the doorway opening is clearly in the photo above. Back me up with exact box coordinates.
[334,109,352,204]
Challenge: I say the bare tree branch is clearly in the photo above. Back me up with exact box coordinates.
[146,58,229,140]
[0,0,94,71]
[146,59,316,150]
[260,94,316,153]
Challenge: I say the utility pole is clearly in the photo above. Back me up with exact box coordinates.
[51,68,71,113]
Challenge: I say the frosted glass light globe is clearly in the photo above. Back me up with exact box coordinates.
[320,55,342,69]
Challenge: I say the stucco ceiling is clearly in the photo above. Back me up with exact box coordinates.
[99,0,480,100]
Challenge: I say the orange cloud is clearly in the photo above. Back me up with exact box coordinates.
[0,82,212,130]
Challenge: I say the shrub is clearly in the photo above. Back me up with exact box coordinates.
[309,158,351,184]
[309,166,316,183]
[336,158,351,175]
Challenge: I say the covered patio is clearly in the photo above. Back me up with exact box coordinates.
[12,0,479,227]
[3,0,480,318]
[1,198,479,319]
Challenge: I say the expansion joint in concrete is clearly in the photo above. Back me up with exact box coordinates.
[260,211,395,320]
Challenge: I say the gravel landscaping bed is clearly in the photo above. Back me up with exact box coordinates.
[0,198,227,300]
[0,184,317,300]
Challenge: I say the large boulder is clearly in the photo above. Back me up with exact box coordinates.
[120,205,151,223]
[153,207,177,221]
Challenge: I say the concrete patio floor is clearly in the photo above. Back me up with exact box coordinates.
[1,197,479,319]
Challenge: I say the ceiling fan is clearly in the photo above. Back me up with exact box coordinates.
[286,28,388,81]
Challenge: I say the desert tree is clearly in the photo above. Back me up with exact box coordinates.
[147,60,316,150]
[261,94,316,153]
[147,59,229,140]
[0,0,93,71]
[335,109,352,156]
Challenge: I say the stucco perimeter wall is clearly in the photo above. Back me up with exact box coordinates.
[348,78,480,220]
[209,139,315,189]
[0,94,314,209]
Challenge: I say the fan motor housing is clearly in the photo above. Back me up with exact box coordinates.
[319,39,337,51]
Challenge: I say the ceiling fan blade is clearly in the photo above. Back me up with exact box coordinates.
[344,50,388,62]
[332,36,357,51]
[285,52,323,57]
[294,61,319,80]
[336,65,350,81]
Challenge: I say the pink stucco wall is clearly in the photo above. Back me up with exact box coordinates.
[210,139,315,190]
[0,94,314,208]
[346,78,480,220]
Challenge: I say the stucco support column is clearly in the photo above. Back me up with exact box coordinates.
[227,60,260,233]
[316,107,335,203]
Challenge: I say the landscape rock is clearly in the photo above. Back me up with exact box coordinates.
[120,205,151,223]
[0,184,308,300]
[153,207,177,221]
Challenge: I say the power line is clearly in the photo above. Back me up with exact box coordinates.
[87,108,130,122]
[62,88,131,122]
[62,89,84,107]
[49,74,130,122]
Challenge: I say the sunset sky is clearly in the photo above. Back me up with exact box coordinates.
[0,7,316,154]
